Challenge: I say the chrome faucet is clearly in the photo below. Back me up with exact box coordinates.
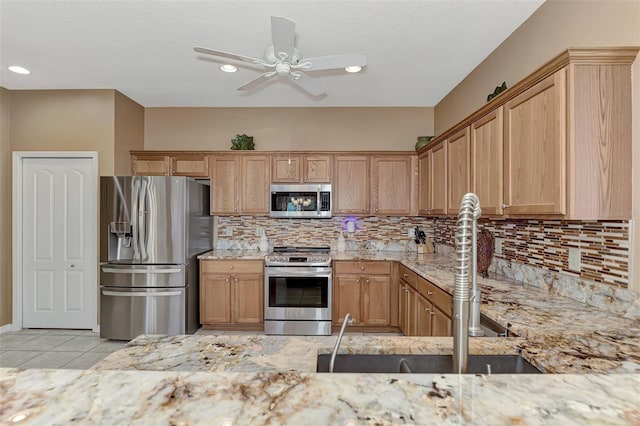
[453,193,482,374]
[329,313,353,373]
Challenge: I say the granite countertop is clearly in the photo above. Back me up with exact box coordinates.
[3,250,640,425]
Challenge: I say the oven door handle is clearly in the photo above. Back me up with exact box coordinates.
[265,267,332,277]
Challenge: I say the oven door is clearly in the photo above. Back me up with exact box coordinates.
[264,266,332,321]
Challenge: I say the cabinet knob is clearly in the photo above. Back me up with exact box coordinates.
[229,265,234,269]
[502,204,509,209]
[375,208,379,212]
[360,266,365,270]
[234,277,238,282]
[366,279,369,284]
[404,289,409,293]
[225,278,229,282]
[402,273,408,277]
[430,312,436,316]
[424,308,431,312]
[427,291,433,295]
[357,279,360,284]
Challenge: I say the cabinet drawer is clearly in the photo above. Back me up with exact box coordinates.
[334,261,391,275]
[398,264,417,288]
[417,277,452,317]
[201,260,263,274]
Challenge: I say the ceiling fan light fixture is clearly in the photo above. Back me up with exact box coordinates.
[8,65,30,75]
[345,65,362,73]
[220,64,238,73]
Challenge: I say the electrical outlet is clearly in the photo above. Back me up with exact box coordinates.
[495,238,503,255]
[568,247,581,271]
[256,227,263,237]
[408,228,416,237]
[224,228,233,237]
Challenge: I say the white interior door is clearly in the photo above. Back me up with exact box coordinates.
[21,156,96,328]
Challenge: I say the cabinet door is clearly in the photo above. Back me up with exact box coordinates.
[431,304,452,337]
[406,285,418,336]
[334,275,362,324]
[272,156,301,183]
[415,293,432,336]
[371,156,412,215]
[334,156,370,214]
[232,274,264,323]
[241,156,270,214]
[471,109,504,216]
[398,281,408,334]
[430,141,447,215]
[200,274,231,323]
[210,157,238,214]
[303,155,332,183]
[446,128,470,215]
[363,275,391,325]
[131,154,169,176]
[171,155,209,177]
[504,69,566,215]
[418,152,430,215]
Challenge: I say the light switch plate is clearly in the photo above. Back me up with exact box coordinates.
[408,228,416,237]
[568,247,581,271]
[495,238,503,255]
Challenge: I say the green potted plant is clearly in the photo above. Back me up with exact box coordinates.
[230,134,255,150]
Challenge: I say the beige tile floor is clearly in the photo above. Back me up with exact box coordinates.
[0,329,129,369]
[1,328,401,369]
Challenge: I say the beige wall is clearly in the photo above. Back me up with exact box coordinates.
[0,88,11,326]
[114,91,144,175]
[145,107,433,151]
[10,90,117,175]
[434,0,640,293]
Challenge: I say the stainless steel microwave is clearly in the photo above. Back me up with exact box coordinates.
[269,184,332,218]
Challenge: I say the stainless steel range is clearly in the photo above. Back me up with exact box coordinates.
[264,246,332,335]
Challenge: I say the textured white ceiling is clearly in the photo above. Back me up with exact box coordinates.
[0,0,544,107]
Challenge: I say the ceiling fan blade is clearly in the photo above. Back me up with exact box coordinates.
[194,46,263,65]
[287,73,325,97]
[237,72,275,91]
[300,54,367,71]
[271,16,296,62]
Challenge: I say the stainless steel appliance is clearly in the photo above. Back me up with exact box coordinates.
[264,247,332,335]
[99,176,212,340]
[269,184,332,218]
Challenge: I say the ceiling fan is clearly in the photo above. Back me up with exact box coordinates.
[194,16,367,97]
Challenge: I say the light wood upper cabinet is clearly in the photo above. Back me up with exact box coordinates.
[271,154,331,183]
[504,69,567,215]
[210,156,239,215]
[241,155,270,214]
[471,109,504,216]
[418,153,430,215]
[271,156,301,182]
[418,142,446,216]
[371,156,413,215]
[446,128,470,214]
[131,154,170,176]
[171,155,209,177]
[334,155,370,214]
[430,141,447,215]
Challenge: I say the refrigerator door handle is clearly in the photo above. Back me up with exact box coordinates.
[138,178,148,261]
[102,267,182,274]
[131,178,141,261]
[102,290,182,297]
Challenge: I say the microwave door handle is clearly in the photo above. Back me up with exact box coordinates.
[131,178,140,261]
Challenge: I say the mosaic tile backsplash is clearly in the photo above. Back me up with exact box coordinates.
[216,216,434,252]
[433,218,629,288]
[216,215,630,289]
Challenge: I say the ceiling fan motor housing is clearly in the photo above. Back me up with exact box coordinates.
[265,45,302,65]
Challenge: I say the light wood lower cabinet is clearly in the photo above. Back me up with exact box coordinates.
[398,264,452,336]
[200,260,264,327]
[333,261,394,327]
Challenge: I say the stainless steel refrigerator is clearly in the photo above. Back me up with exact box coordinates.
[99,176,212,340]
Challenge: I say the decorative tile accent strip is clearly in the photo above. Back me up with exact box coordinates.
[433,218,629,288]
[216,216,434,252]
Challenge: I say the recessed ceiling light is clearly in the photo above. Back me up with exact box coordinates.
[8,65,30,75]
[220,64,238,73]
[345,66,362,73]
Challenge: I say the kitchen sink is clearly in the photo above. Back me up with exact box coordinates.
[316,354,542,374]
